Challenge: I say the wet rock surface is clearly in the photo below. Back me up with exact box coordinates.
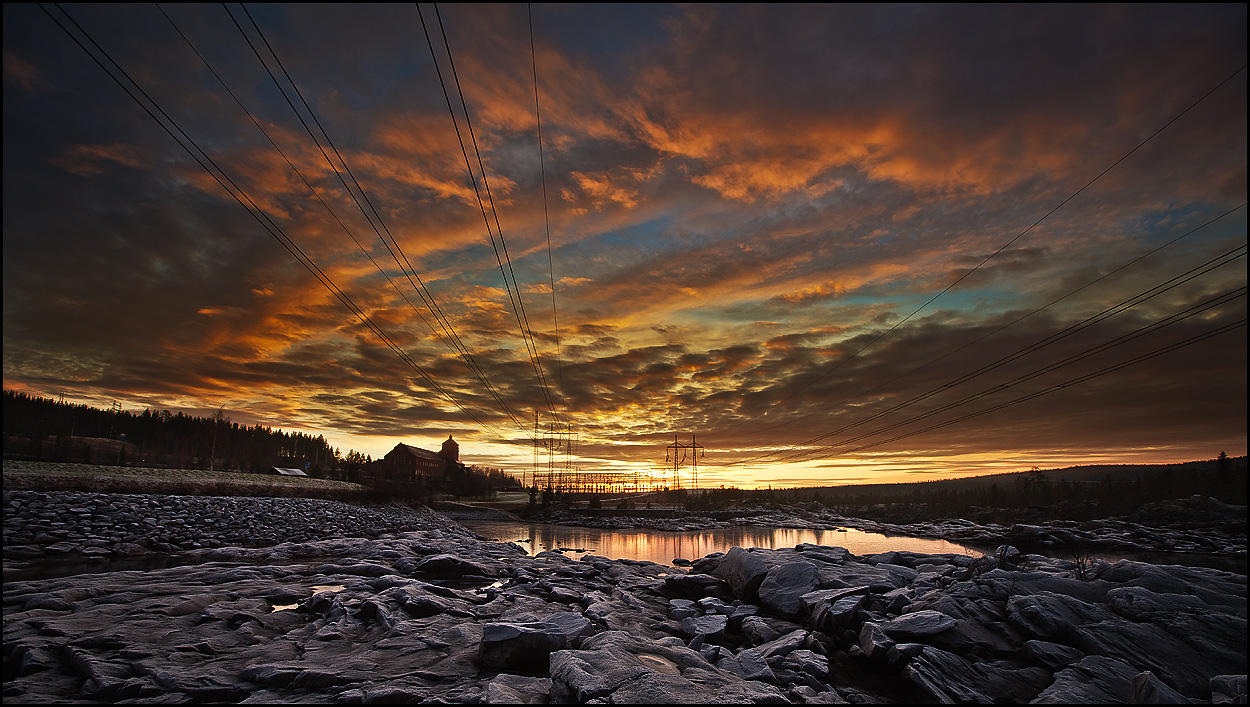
[3,491,1247,704]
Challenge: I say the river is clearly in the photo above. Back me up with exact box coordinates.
[457,519,989,565]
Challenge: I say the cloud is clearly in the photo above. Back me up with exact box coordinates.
[2,3,1244,487]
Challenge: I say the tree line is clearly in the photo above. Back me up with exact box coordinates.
[2,390,371,478]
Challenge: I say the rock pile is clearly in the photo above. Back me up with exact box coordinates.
[3,490,457,559]
[4,490,1247,703]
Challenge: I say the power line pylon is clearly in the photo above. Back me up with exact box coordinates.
[665,434,705,491]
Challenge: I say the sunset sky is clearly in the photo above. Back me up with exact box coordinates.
[4,4,1246,489]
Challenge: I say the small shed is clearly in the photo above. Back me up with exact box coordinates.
[271,467,308,477]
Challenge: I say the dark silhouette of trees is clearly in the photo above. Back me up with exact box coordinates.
[2,390,372,479]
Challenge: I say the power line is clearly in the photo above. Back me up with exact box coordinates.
[742,203,1247,442]
[161,4,532,440]
[226,3,533,438]
[728,239,1248,467]
[777,284,1247,464]
[836,317,1247,458]
[726,61,1249,432]
[41,2,509,441]
[419,2,561,422]
[529,3,567,416]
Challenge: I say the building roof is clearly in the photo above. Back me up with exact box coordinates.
[389,443,446,463]
[272,467,308,477]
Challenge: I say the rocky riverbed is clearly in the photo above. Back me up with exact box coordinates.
[3,490,1247,704]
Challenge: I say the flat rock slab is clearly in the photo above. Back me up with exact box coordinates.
[882,609,957,639]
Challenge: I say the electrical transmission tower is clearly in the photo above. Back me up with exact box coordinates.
[665,434,705,491]
[533,412,574,492]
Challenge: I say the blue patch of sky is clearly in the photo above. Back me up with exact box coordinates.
[558,215,678,271]
[1123,202,1246,247]
[536,4,680,79]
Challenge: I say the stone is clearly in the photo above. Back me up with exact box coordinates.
[724,648,775,682]
[757,561,820,620]
[542,612,593,646]
[1106,585,1208,621]
[712,547,770,600]
[905,646,1051,704]
[667,598,699,620]
[1211,675,1248,704]
[858,622,895,661]
[881,609,957,639]
[680,614,728,643]
[413,554,492,578]
[1023,639,1085,669]
[1033,655,1143,704]
[663,573,732,600]
[478,622,567,672]
[1130,670,1192,704]
[783,648,829,679]
[483,675,552,704]
[1006,591,1116,642]
[755,629,809,661]
[739,616,782,646]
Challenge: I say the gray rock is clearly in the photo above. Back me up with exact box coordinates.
[783,648,829,679]
[754,628,809,661]
[663,573,731,600]
[478,622,567,671]
[484,674,552,704]
[1107,586,1207,621]
[1034,655,1142,703]
[680,614,728,643]
[758,561,820,620]
[740,615,782,646]
[858,622,895,661]
[905,646,1052,704]
[721,647,775,682]
[542,612,593,646]
[1023,639,1085,669]
[1211,675,1248,704]
[881,608,957,639]
[1074,616,1246,695]
[414,554,492,578]
[712,547,770,600]
[1130,670,1193,704]
[1006,591,1116,642]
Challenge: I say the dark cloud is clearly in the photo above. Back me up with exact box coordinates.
[3,4,1244,486]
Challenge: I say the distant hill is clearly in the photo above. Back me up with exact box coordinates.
[800,456,1247,496]
[793,455,1245,523]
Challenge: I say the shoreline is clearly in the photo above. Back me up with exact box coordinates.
[4,489,1247,703]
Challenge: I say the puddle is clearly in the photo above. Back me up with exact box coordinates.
[269,584,347,612]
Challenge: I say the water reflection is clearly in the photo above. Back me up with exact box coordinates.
[460,521,984,566]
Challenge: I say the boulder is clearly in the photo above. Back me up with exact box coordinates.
[881,609,957,640]
[906,646,1052,704]
[1023,639,1085,669]
[712,547,770,600]
[1106,586,1207,621]
[1130,670,1192,704]
[680,614,728,643]
[478,622,567,672]
[1211,675,1247,704]
[858,622,895,661]
[1033,655,1142,704]
[484,675,551,704]
[757,562,820,620]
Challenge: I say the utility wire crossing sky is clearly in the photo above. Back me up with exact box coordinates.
[3,4,1246,488]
